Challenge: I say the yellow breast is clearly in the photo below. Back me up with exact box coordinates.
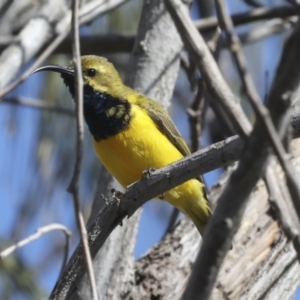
[94,104,184,186]
[93,104,208,228]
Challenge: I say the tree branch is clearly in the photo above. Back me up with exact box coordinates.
[164,0,252,137]
[0,223,71,280]
[66,0,98,299]
[194,5,299,33]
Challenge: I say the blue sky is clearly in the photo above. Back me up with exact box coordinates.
[0,0,299,298]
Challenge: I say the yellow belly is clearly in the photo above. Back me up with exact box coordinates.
[93,104,210,233]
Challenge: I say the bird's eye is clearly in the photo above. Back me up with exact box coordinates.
[87,68,96,77]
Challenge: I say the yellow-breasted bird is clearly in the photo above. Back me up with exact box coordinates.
[34,55,211,235]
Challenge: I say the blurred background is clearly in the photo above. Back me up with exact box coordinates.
[0,0,298,299]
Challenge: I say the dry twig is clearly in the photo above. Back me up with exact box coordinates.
[67,0,98,299]
[187,80,206,152]
[194,5,299,33]
[164,0,252,137]
[0,223,71,279]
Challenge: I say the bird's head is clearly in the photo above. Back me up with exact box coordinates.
[34,55,132,139]
[34,55,124,98]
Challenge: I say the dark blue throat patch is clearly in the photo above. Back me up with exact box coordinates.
[61,74,131,140]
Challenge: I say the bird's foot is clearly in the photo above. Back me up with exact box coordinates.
[158,192,165,199]
[110,189,126,225]
[142,167,156,179]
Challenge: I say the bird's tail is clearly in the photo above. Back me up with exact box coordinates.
[187,207,211,236]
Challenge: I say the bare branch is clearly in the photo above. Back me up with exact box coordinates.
[67,0,98,299]
[0,0,67,90]
[187,80,206,152]
[0,223,71,279]
[194,5,299,33]
[164,0,252,137]
[47,133,239,299]
[239,18,295,45]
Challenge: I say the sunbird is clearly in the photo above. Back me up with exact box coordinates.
[34,55,211,235]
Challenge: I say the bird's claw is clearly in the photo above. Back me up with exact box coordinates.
[142,167,156,179]
[158,192,165,199]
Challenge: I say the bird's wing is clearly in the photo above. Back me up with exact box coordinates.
[138,96,208,200]
[141,97,191,157]
[149,108,192,157]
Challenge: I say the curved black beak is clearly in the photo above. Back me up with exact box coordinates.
[33,65,74,76]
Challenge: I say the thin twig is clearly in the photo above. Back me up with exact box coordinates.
[1,97,75,116]
[163,208,180,236]
[187,79,206,152]
[164,0,252,138]
[67,0,98,299]
[215,0,300,234]
[8,15,291,58]
[0,28,69,99]
[0,223,71,278]
[239,18,295,45]
[194,5,300,33]
[243,0,262,8]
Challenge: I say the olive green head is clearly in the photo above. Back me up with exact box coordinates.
[34,55,124,97]
[79,55,123,93]
[34,55,132,140]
